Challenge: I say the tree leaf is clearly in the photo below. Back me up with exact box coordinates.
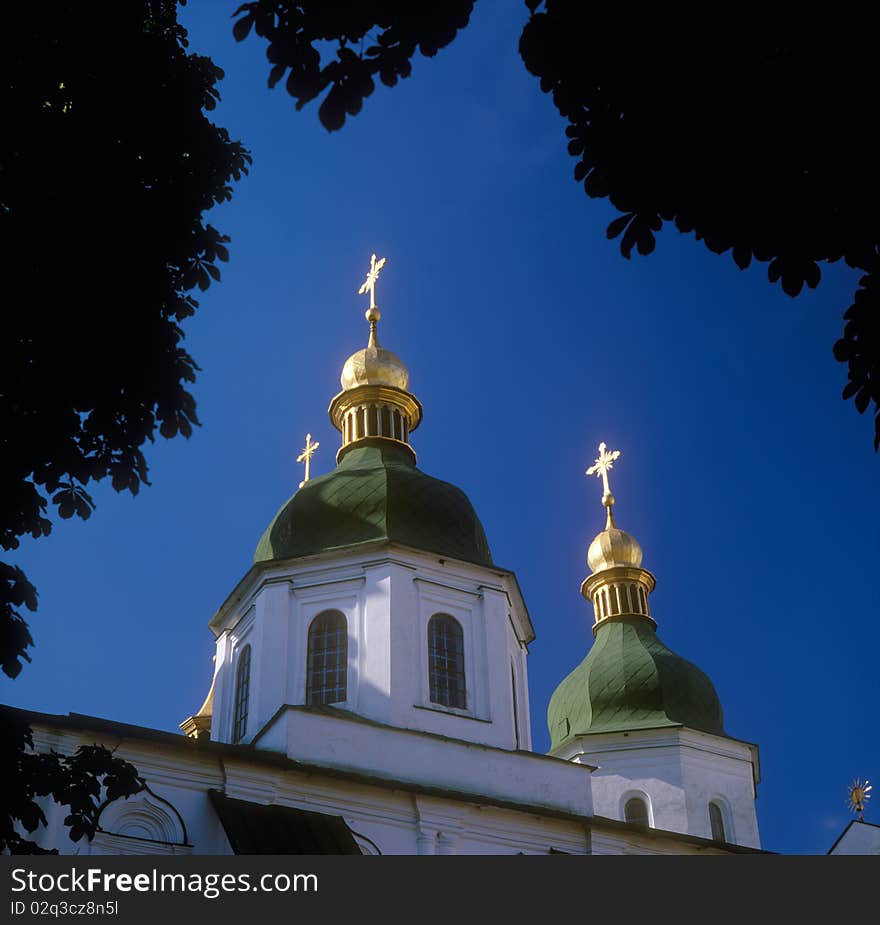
[232,14,254,42]
[606,212,634,240]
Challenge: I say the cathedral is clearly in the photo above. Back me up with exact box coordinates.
[16,257,766,855]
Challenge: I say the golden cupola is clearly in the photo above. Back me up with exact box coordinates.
[586,503,644,572]
[581,443,656,632]
[340,309,410,391]
[328,254,423,463]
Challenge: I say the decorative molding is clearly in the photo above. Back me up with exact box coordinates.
[413,704,492,724]
[290,574,366,594]
[97,788,188,847]
[414,576,481,598]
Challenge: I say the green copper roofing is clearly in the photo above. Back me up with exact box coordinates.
[547,616,725,750]
[254,441,493,567]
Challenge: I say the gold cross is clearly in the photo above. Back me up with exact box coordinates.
[296,433,319,487]
[358,253,387,309]
[586,442,621,502]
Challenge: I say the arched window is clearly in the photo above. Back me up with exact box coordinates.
[709,801,726,842]
[232,645,251,744]
[624,796,650,827]
[428,614,466,709]
[306,611,348,705]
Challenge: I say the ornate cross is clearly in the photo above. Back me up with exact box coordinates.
[586,441,621,502]
[358,253,387,309]
[296,433,319,487]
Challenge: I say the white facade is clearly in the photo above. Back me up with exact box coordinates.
[209,541,533,753]
[554,727,761,848]
[25,718,738,856]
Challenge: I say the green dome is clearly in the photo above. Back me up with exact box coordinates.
[547,616,725,750]
[255,441,493,567]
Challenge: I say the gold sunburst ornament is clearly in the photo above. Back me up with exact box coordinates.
[847,778,872,821]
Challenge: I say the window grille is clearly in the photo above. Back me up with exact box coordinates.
[232,645,251,744]
[428,614,466,709]
[306,611,348,705]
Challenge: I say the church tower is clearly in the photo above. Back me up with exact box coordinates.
[547,444,762,849]
[186,256,534,770]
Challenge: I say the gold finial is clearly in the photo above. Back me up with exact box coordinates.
[586,441,622,526]
[296,433,320,488]
[847,778,872,822]
[358,253,387,346]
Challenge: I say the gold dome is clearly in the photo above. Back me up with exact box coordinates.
[340,345,409,390]
[587,515,644,572]
[340,307,410,391]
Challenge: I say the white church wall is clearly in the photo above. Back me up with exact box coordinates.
[24,722,572,855]
[386,560,419,719]
[254,707,594,822]
[209,545,532,753]
[252,582,288,738]
[560,727,760,848]
[580,748,686,833]
[358,564,391,721]
[411,797,589,855]
[509,628,531,751]
[678,732,759,847]
[24,719,741,855]
[590,829,729,855]
[209,629,231,742]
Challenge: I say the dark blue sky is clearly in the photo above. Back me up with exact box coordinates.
[5,1,877,854]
